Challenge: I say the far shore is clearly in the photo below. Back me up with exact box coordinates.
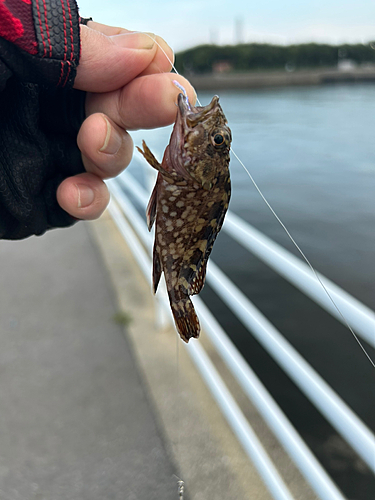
[186,68,375,90]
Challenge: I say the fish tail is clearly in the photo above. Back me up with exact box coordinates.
[170,296,200,343]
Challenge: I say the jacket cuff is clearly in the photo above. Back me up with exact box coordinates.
[0,0,81,89]
[31,0,81,87]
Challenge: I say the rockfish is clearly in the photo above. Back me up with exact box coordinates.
[137,93,231,342]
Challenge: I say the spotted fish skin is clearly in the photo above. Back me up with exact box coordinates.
[137,94,231,342]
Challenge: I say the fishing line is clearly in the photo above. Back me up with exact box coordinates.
[175,332,183,472]
[232,151,375,369]
[131,31,375,367]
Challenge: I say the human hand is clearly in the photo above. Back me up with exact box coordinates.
[56,21,196,220]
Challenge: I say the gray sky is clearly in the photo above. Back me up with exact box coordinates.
[78,0,375,51]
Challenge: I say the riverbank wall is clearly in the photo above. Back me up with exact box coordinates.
[187,68,375,90]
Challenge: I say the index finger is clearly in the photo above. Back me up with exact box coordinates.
[86,73,196,130]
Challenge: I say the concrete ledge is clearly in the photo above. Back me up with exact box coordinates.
[187,69,375,90]
[0,223,178,500]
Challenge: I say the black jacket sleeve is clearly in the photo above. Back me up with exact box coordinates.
[0,0,86,239]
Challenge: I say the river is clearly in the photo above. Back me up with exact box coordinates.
[128,83,375,499]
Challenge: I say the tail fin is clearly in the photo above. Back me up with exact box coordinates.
[171,296,200,343]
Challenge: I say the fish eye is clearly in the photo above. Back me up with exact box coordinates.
[213,133,225,146]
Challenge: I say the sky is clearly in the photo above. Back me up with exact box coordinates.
[77,0,375,51]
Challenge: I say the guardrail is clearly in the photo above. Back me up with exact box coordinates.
[106,161,375,500]
[223,212,375,348]
[107,195,296,500]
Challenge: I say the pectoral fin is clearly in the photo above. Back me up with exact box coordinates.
[136,141,162,172]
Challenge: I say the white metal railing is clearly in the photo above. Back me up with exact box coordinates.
[193,298,347,500]
[112,170,375,465]
[107,197,296,500]
[206,261,375,468]
[106,165,375,499]
[223,212,375,348]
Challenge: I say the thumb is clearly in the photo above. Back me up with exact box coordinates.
[74,26,158,92]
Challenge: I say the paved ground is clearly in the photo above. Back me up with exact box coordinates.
[0,223,178,500]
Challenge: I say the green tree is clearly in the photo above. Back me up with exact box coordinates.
[175,43,375,74]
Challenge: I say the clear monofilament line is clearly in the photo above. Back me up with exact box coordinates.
[129,32,204,107]
[176,333,181,457]
[231,150,375,369]
[138,32,375,368]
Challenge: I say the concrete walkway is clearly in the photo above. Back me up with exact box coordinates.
[0,224,177,500]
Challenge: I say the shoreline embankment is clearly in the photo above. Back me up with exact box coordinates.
[187,68,375,90]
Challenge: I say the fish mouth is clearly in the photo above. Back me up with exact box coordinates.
[167,93,225,176]
[177,94,220,128]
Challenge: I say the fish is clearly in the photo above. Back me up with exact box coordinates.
[137,93,232,342]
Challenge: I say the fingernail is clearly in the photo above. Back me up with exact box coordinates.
[100,116,122,155]
[76,184,95,208]
[111,32,156,50]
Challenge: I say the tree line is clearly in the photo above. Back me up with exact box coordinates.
[175,43,375,74]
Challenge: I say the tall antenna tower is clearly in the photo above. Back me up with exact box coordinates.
[235,17,244,45]
[209,27,219,45]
